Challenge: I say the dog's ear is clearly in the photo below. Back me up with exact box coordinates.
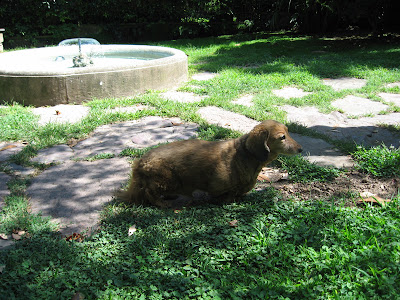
[245,124,270,161]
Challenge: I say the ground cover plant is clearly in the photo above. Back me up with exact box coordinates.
[1,32,400,299]
[353,145,400,178]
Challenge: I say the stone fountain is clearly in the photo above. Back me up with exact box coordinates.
[0,38,188,106]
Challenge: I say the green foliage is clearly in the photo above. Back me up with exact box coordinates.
[2,0,399,45]
[278,155,341,182]
[197,124,241,141]
[119,146,159,159]
[352,145,400,178]
[1,193,400,299]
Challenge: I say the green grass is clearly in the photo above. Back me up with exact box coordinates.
[277,155,341,182]
[352,145,400,177]
[1,32,400,299]
[2,191,400,299]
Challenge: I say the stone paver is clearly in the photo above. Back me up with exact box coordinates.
[332,95,388,116]
[272,87,311,99]
[0,238,14,251]
[281,105,343,128]
[0,173,11,211]
[232,94,254,107]
[378,93,400,107]
[130,126,198,148]
[0,142,25,162]
[323,77,367,91]
[33,104,90,125]
[281,105,400,147]
[72,116,198,157]
[198,106,259,133]
[161,90,207,103]
[7,163,36,177]
[362,113,400,127]
[292,134,353,168]
[32,145,74,164]
[27,157,131,236]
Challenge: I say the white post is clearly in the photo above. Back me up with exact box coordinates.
[0,29,4,52]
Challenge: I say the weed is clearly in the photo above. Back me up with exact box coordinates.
[119,145,161,159]
[352,144,400,177]
[277,155,341,182]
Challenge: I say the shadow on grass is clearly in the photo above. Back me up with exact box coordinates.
[2,189,400,298]
[190,34,400,78]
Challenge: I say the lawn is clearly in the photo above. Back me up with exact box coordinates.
[1,32,400,299]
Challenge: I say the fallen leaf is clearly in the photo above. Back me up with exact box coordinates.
[12,233,22,240]
[55,110,61,115]
[257,167,289,183]
[174,210,182,214]
[66,233,84,242]
[360,191,375,198]
[171,121,183,126]
[257,173,270,181]
[228,220,238,227]
[0,233,9,240]
[128,225,137,236]
[357,196,391,207]
[0,144,17,151]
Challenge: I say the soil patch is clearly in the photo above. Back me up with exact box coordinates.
[257,170,399,206]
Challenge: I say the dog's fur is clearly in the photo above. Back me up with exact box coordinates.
[118,120,302,207]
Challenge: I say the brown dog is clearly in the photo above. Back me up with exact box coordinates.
[117,120,302,207]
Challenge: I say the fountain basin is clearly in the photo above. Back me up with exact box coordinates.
[0,45,188,106]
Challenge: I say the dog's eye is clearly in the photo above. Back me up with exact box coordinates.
[280,135,286,140]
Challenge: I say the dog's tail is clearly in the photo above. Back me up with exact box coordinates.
[115,160,148,206]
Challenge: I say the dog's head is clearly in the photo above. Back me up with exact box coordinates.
[245,120,303,162]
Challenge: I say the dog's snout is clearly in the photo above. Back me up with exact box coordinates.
[298,147,303,153]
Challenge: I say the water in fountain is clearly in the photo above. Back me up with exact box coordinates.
[58,38,101,47]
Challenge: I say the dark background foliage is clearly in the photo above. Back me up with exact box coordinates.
[0,0,399,47]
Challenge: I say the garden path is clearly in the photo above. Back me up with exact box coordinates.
[0,75,399,240]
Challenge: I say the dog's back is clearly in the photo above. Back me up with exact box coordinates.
[118,137,261,206]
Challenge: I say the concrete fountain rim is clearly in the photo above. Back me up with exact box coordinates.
[0,44,188,76]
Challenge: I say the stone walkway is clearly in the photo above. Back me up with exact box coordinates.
[0,74,399,239]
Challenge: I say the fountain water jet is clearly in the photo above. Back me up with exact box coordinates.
[0,39,188,106]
